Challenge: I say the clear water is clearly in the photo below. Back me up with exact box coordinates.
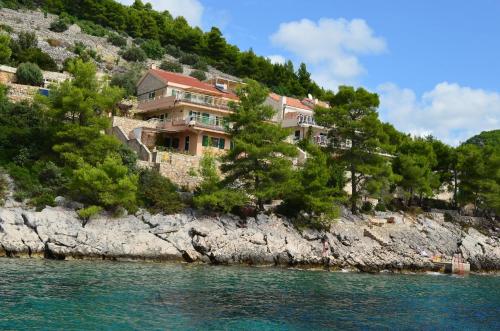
[0,259,498,330]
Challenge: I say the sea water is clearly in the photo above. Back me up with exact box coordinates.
[0,259,498,330]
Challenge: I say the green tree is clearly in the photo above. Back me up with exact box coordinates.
[159,60,183,73]
[140,39,165,59]
[222,80,297,210]
[205,27,226,61]
[193,153,248,214]
[0,33,11,64]
[315,86,392,213]
[121,46,147,62]
[393,138,440,206]
[138,168,184,214]
[71,156,138,212]
[16,62,44,86]
[110,63,144,97]
[189,69,206,81]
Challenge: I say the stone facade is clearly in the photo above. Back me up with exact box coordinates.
[6,83,38,102]
[111,116,157,138]
[155,153,202,189]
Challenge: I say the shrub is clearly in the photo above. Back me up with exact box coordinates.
[16,62,44,86]
[179,53,199,65]
[77,205,102,221]
[17,48,58,71]
[110,64,144,97]
[0,33,11,64]
[137,169,184,214]
[374,202,387,212]
[192,59,208,71]
[107,33,127,47]
[140,39,164,60]
[77,20,108,37]
[121,47,147,62]
[0,24,13,33]
[17,31,37,50]
[159,60,182,73]
[47,38,63,47]
[30,191,56,211]
[0,172,7,206]
[164,44,182,58]
[361,201,373,213]
[49,18,68,32]
[189,70,207,81]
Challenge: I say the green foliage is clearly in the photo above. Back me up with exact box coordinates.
[189,69,206,81]
[361,201,373,213]
[194,153,248,214]
[222,80,297,210]
[179,53,199,65]
[17,31,37,50]
[16,48,58,71]
[137,168,184,214]
[280,147,342,225]
[465,130,500,148]
[315,86,393,213]
[49,18,68,32]
[192,59,208,71]
[164,44,182,58]
[77,205,102,220]
[76,20,109,37]
[140,39,164,59]
[121,46,147,62]
[110,64,144,97]
[16,62,44,86]
[0,171,7,205]
[107,33,127,47]
[374,202,386,212]
[393,138,440,205]
[0,33,12,64]
[159,60,182,73]
[71,156,138,212]
[0,23,14,33]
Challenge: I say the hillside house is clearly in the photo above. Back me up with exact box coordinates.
[133,68,239,156]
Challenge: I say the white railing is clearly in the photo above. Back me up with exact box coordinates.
[176,91,232,110]
[297,114,317,126]
[156,115,227,132]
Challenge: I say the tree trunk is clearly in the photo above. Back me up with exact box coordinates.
[350,164,357,214]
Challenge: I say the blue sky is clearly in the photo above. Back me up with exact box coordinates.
[118,0,500,145]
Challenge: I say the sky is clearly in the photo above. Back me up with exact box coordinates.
[117,0,500,146]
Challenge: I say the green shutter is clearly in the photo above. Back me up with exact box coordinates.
[219,138,225,149]
[202,135,209,147]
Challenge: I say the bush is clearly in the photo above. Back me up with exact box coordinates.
[140,39,164,60]
[137,169,184,214]
[0,172,7,206]
[76,20,108,37]
[0,33,11,64]
[192,60,208,71]
[159,60,182,73]
[30,191,56,211]
[49,18,68,32]
[107,33,127,47]
[179,53,199,65]
[374,202,387,212]
[16,62,44,86]
[189,70,207,81]
[77,205,102,221]
[17,48,58,71]
[361,201,373,213]
[17,31,37,50]
[110,64,144,97]
[164,44,182,58]
[0,24,13,33]
[121,47,147,62]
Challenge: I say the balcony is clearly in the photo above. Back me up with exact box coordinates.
[282,112,322,128]
[156,114,228,133]
[177,91,233,111]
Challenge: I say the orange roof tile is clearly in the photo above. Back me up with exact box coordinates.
[149,69,238,100]
[286,96,313,111]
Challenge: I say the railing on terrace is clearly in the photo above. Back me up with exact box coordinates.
[155,115,228,132]
[139,91,234,111]
[284,112,320,127]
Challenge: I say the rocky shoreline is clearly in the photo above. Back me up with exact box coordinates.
[0,201,499,273]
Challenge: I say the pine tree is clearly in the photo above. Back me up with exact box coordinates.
[315,86,392,214]
[222,79,297,210]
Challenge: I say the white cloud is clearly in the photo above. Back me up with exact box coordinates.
[270,18,386,88]
[378,82,500,146]
[117,0,204,26]
[266,55,286,65]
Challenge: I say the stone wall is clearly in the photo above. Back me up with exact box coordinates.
[155,153,202,189]
[6,83,38,102]
[112,116,157,137]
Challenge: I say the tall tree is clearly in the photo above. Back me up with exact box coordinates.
[222,79,297,210]
[315,86,392,213]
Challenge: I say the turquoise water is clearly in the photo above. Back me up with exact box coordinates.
[0,259,498,330]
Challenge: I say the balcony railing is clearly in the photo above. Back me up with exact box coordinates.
[156,115,227,132]
[176,91,233,110]
[297,114,317,126]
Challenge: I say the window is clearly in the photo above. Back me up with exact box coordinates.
[184,136,190,151]
[164,137,171,148]
[202,135,209,147]
[294,130,301,140]
[148,91,156,99]
[219,138,225,149]
[202,113,210,124]
[211,137,219,147]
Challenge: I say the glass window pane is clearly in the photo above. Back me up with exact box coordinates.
[202,135,209,147]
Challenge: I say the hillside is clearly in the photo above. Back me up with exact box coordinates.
[464,130,500,148]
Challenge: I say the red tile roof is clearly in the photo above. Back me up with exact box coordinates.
[149,69,238,100]
[286,96,313,111]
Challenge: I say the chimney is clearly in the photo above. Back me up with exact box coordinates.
[280,96,287,120]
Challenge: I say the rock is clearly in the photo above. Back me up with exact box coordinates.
[0,204,498,272]
[54,196,66,207]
